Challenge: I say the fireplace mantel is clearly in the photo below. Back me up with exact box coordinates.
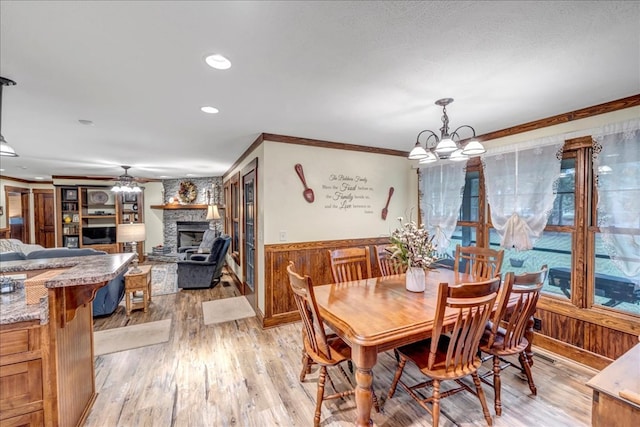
[150,204,208,210]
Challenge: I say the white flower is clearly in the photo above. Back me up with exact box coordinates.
[389,218,437,268]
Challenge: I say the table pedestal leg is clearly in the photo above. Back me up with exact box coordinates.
[352,345,377,426]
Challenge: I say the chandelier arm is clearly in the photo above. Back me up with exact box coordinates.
[416,129,440,148]
[449,125,477,142]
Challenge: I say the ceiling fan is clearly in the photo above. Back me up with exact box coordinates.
[111,166,144,193]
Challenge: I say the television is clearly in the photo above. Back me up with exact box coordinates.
[82,226,116,245]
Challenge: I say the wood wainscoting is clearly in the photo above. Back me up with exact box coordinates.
[263,237,390,328]
[535,297,640,370]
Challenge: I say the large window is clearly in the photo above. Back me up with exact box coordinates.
[452,138,639,318]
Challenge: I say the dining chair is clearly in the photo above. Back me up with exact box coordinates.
[286,261,379,426]
[479,265,547,416]
[386,276,501,426]
[374,244,406,276]
[328,246,372,283]
[454,244,504,278]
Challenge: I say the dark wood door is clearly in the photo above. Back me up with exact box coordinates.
[34,189,56,247]
[242,160,257,309]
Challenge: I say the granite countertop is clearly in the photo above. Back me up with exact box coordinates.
[0,253,134,325]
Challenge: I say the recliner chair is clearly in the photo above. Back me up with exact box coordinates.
[177,234,230,289]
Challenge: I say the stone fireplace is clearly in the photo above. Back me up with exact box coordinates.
[159,177,224,251]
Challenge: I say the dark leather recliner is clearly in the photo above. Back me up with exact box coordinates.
[177,234,231,289]
[178,229,217,259]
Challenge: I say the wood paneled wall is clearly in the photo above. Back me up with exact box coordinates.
[262,237,390,328]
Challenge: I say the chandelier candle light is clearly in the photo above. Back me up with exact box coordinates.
[408,98,486,164]
[389,217,437,292]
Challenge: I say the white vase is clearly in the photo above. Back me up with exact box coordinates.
[405,266,425,292]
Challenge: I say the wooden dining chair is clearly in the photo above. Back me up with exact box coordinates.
[454,244,504,278]
[374,244,406,276]
[286,261,379,426]
[328,246,372,283]
[386,276,501,426]
[479,265,547,416]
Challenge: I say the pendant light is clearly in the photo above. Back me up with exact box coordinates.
[0,77,18,157]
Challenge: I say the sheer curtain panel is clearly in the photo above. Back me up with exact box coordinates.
[483,136,564,251]
[593,118,640,280]
[419,161,466,255]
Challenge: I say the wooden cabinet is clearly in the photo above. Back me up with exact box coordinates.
[56,186,145,256]
[0,322,45,426]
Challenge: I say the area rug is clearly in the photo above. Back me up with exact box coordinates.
[150,263,178,296]
[202,296,255,325]
[94,319,172,356]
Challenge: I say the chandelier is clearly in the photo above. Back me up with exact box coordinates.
[408,98,486,164]
[0,77,18,157]
[111,166,142,192]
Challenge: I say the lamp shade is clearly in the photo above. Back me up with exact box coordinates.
[117,223,146,243]
[206,205,221,220]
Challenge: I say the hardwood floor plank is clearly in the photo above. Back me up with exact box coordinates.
[88,271,595,427]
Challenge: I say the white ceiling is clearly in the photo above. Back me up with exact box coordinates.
[0,1,638,181]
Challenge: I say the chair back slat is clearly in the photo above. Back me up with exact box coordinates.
[454,244,504,279]
[328,247,372,283]
[487,266,547,351]
[375,245,406,276]
[287,261,332,359]
[430,276,501,373]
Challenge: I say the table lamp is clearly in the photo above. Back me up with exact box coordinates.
[117,222,146,273]
[206,205,220,233]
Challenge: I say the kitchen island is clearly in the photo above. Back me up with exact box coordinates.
[0,253,133,427]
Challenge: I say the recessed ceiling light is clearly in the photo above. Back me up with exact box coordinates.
[34,176,44,180]
[78,119,94,126]
[186,173,196,177]
[0,168,4,172]
[200,106,219,114]
[204,54,231,70]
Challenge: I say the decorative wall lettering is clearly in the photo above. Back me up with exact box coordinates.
[322,174,375,214]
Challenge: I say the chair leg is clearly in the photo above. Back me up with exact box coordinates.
[518,352,537,395]
[300,352,312,382]
[372,389,381,413]
[386,357,407,399]
[315,366,327,427]
[492,355,502,416]
[472,372,493,426]
[432,379,441,427]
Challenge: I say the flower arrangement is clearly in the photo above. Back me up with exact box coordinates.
[389,217,437,268]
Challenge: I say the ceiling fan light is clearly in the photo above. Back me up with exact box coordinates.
[408,142,429,160]
[435,137,457,154]
[461,139,486,156]
[449,148,469,162]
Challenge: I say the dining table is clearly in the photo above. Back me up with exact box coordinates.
[312,268,531,426]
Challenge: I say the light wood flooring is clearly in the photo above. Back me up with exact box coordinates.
[89,272,597,426]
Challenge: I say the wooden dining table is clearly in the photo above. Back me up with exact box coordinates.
[313,268,530,426]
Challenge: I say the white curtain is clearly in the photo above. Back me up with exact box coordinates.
[483,136,565,251]
[593,118,640,280]
[419,161,466,255]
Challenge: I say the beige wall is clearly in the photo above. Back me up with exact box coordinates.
[223,139,417,315]
[263,141,417,243]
